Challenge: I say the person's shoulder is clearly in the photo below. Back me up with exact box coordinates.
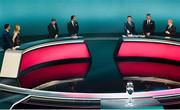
[173,25,176,29]
[2,32,9,38]
[2,30,7,35]
[48,23,51,27]
[67,21,71,25]
[143,20,147,23]
[124,22,128,26]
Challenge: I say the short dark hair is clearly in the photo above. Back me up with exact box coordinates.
[127,16,132,18]
[146,13,151,16]
[51,18,56,21]
[4,24,10,29]
[71,15,76,20]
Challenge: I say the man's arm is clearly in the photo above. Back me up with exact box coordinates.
[55,23,59,35]
[48,25,52,35]
[152,21,156,34]
[76,22,79,34]
[67,23,72,35]
[4,34,13,48]
[124,23,128,34]
[143,21,146,34]
[170,26,176,36]
[133,22,136,34]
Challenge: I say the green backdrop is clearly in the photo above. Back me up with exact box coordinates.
[0,0,180,36]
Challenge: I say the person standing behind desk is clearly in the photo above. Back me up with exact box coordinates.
[67,15,79,38]
[48,19,59,39]
[124,16,136,36]
[12,25,21,47]
[2,24,13,50]
[143,14,155,36]
[165,19,176,38]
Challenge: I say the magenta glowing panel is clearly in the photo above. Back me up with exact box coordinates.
[19,43,90,72]
[118,62,180,81]
[118,42,180,61]
[19,63,90,88]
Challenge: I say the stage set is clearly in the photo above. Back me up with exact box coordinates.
[1,0,180,109]
[0,36,180,109]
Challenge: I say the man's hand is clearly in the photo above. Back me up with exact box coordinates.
[165,31,170,35]
[146,32,151,36]
[72,35,78,39]
[127,34,133,37]
[12,47,16,50]
[55,34,58,39]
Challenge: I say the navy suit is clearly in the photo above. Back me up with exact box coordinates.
[124,22,136,35]
[67,21,79,36]
[48,23,59,38]
[143,20,155,35]
[165,25,176,37]
[2,30,13,50]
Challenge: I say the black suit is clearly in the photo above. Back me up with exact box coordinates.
[2,30,13,50]
[124,22,136,35]
[67,21,79,36]
[165,25,176,37]
[143,20,155,35]
[48,23,59,38]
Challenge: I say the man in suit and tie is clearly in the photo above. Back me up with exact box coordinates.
[48,19,59,39]
[67,15,79,37]
[165,19,176,37]
[2,24,13,50]
[124,16,136,36]
[143,14,156,36]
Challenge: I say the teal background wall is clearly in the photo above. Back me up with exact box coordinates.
[0,0,180,36]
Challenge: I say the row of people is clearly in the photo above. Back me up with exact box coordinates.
[2,24,20,50]
[48,14,177,39]
[1,14,177,50]
[1,15,79,50]
[48,15,79,38]
[124,13,176,37]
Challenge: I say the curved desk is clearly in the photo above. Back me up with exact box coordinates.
[0,36,180,109]
[115,37,180,82]
[0,37,91,88]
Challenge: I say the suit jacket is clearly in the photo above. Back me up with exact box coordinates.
[67,21,79,36]
[143,20,155,35]
[165,25,176,37]
[48,23,59,38]
[2,30,13,50]
[124,22,136,35]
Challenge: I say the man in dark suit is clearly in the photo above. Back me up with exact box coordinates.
[124,16,136,36]
[143,14,155,36]
[165,19,176,37]
[67,15,79,37]
[48,19,59,38]
[2,24,13,50]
